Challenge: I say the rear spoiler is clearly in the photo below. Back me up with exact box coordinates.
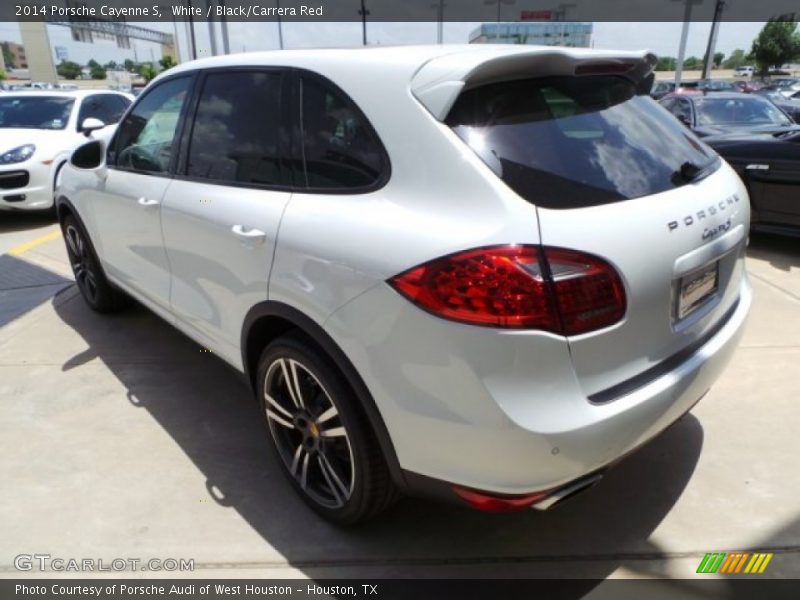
[411,47,657,121]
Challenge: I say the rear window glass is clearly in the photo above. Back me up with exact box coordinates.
[446,75,719,209]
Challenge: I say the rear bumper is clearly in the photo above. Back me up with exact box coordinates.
[326,274,752,497]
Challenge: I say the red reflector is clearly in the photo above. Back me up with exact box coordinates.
[388,245,625,335]
[452,486,550,512]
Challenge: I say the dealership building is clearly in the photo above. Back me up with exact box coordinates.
[469,22,593,47]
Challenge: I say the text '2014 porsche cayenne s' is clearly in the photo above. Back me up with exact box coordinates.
[56,46,751,524]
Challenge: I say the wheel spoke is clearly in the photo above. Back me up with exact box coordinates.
[279,358,304,408]
[264,391,293,419]
[290,444,304,475]
[319,453,350,503]
[266,409,294,429]
[300,452,310,490]
[316,404,338,424]
[319,426,347,438]
[65,228,80,256]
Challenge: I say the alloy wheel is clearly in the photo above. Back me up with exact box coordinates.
[263,357,355,509]
[65,224,98,304]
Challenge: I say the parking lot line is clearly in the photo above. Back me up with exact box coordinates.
[6,229,61,257]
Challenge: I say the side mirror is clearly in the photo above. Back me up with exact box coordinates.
[677,114,691,127]
[80,117,106,137]
[70,139,106,171]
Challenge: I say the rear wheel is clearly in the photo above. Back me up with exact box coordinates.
[256,334,397,524]
[61,214,129,313]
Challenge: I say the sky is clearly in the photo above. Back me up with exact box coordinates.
[0,21,766,67]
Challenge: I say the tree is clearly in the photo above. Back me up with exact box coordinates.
[722,48,749,69]
[123,59,136,72]
[1,46,14,69]
[158,55,177,71]
[138,64,158,82]
[89,64,107,80]
[655,56,677,71]
[0,69,5,82]
[56,60,82,80]
[750,17,800,76]
[713,52,725,68]
[683,56,701,70]
[104,60,118,71]
[656,56,677,71]
[87,58,100,68]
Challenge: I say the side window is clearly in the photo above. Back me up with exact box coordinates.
[77,94,128,127]
[300,76,385,190]
[186,71,285,186]
[113,78,191,174]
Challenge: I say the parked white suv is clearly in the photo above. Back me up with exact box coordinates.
[0,90,132,212]
[734,66,755,77]
[57,46,751,524]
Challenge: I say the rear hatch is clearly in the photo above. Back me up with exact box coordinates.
[414,47,749,400]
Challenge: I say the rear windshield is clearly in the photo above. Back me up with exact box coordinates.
[446,75,719,209]
[694,96,792,127]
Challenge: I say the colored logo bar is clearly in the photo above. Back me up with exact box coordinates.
[697,552,773,574]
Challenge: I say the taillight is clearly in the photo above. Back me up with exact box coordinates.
[452,486,551,512]
[388,245,625,335]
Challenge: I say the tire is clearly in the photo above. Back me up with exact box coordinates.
[256,333,398,525]
[61,214,130,313]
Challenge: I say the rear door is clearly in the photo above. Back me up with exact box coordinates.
[445,73,749,400]
[160,69,293,366]
[743,143,800,227]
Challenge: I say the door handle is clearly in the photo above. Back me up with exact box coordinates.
[745,164,769,171]
[231,224,266,241]
[137,197,160,207]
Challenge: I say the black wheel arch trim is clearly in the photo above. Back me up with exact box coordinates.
[241,300,408,492]
[55,195,115,288]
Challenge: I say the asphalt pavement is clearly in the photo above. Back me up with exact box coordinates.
[0,213,798,581]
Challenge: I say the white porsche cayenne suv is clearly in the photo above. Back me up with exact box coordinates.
[0,90,132,212]
[56,46,751,524]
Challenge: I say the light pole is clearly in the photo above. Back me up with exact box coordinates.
[673,0,703,87]
[701,0,725,79]
[483,0,517,39]
[220,0,230,54]
[358,0,370,46]
[556,3,576,47]
[276,0,284,49]
[431,1,446,44]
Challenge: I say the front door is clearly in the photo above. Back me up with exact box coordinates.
[92,76,194,309]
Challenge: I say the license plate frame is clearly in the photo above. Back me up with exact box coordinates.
[676,261,719,320]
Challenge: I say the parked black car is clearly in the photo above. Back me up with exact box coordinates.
[705,130,800,235]
[753,89,800,122]
[659,92,797,137]
[650,80,675,100]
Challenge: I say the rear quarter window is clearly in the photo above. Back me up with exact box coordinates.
[446,75,718,209]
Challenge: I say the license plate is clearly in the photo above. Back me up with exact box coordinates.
[677,262,719,320]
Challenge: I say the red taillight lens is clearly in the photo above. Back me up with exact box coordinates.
[546,249,627,336]
[388,245,559,330]
[388,245,625,335]
[452,486,551,512]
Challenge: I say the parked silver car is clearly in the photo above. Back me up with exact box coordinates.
[56,46,751,524]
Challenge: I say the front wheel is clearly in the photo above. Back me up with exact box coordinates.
[256,334,397,524]
[61,214,129,312]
